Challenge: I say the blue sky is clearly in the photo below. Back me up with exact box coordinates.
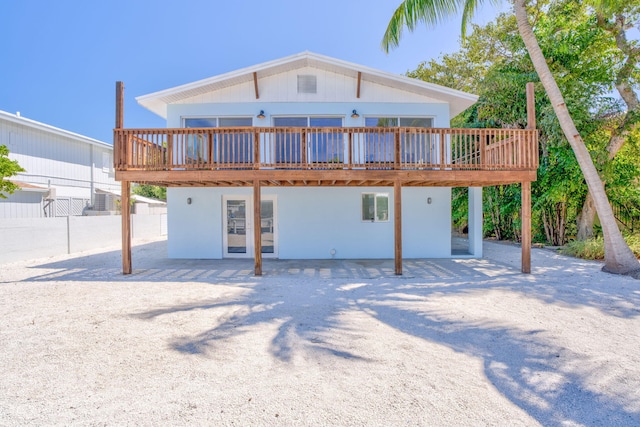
[2,0,507,143]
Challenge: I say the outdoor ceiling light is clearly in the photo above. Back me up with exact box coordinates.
[257,110,266,119]
[351,109,360,118]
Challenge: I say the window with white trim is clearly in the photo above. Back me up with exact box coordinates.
[183,117,252,163]
[273,116,343,163]
[364,117,434,163]
[362,193,389,222]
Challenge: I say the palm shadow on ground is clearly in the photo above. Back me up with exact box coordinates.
[9,240,640,425]
[127,246,639,426]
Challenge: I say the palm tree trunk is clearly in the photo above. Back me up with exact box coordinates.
[577,193,596,240]
[577,12,639,240]
[514,0,639,274]
[577,134,627,240]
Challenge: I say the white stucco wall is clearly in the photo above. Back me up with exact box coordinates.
[167,186,451,260]
[167,102,451,129]
[167,187,222,259]
[468,187,483,257]
[402,187,451,258]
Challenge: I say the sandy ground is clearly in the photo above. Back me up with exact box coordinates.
[1,238,639,426]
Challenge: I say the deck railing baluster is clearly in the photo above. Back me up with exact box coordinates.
[113,126,538,173]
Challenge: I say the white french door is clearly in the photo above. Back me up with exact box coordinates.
[222,195,277,258]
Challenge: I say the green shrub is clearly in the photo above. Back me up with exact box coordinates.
[561,235,640,260]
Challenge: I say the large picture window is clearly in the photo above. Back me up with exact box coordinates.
[184,117,252,164]
[364,116,433,163]
[362,193,389,222]
[273,117,307,163]
[274,116,343,163]
[309,117,343,163]
[364,117,396,163]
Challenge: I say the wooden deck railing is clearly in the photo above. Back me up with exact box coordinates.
[114,127,538,172]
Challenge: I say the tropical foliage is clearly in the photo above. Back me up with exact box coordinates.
[132,184,167,201]
[390,0,640,267]
[0,145,25,199]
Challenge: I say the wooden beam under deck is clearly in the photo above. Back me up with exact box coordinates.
[117,169,537,188]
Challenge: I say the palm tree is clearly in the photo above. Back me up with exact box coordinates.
[382,0,640,275]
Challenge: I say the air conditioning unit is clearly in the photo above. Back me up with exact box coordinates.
[45,188,56,200]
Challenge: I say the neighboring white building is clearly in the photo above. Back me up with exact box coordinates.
[130,52,487,261]
[0,110,120,218]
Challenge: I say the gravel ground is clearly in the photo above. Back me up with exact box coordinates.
[1,238,639,426]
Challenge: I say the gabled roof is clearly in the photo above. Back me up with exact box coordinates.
[137,51,478,119]
[0,110,112,150]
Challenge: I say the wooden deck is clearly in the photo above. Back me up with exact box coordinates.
[114,81,539,277]
[114,126,538,187]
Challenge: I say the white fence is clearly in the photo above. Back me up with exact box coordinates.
[0,214,167,264]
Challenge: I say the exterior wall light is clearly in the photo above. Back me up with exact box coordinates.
[351,109,360,118]
[257,110,266,119]
[187,197,192,205]
[427,197,432,204]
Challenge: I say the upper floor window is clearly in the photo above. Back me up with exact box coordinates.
[183,117,253,164]
[364,116,434,163]
[364,117,433,128]
[183,117,251,128]
[184,117,217,128]
[273,116,343,163]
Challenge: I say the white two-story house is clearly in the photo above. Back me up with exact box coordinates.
[115,52,538,274]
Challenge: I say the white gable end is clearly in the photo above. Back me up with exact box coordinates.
[138,52,477,118]
[173,66,446,105]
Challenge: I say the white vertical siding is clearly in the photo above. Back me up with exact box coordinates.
[0,115,119,204]
[0,192,44,218]
[93,145,117,190]
[175,67,446,105]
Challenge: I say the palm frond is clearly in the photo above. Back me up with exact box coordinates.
[382,0,497,52]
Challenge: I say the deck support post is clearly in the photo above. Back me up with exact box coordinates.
[121,181,132,274]
[394,180,402,275]
[115,81,131,275]
[253,179,262,276]
[521,81,535,274]
[521,181,531,273]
